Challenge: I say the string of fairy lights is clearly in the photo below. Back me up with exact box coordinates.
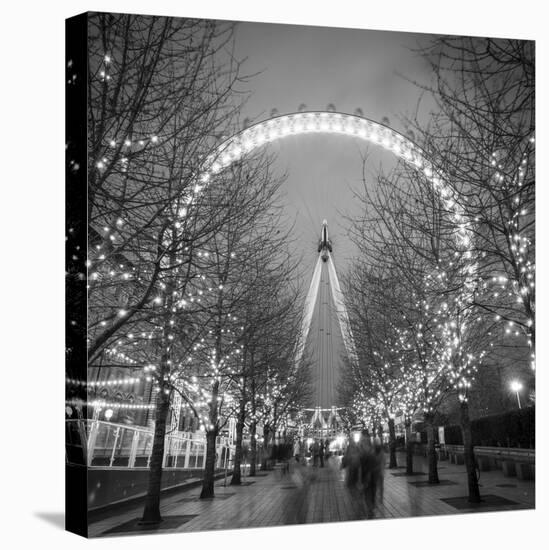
[67,398,155,411]
[345,135,534,425]
[84,55,301,432]
[67,376,142,387]
[83,50,535,432]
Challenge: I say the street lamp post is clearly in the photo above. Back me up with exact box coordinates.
[510,380,523,409]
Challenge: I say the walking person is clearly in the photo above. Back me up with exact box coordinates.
[358,430,375,518]
[285,455,311,525]
[360,433,385,519]
[312,439,320,467]
[319,439,325,467]
[324,438,330,463]
[373,440,386,506]
[342,436,361,490]
[293,437,301,463]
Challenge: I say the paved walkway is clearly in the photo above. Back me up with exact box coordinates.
[89,452,535,538]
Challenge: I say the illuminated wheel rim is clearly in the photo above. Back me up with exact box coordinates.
[199,111,474,272]
[193,111,478,371]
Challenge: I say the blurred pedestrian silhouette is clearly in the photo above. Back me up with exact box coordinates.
[324,438,331,463]
[319,439,325,467]
[359,431,385,518]
[312,440,320,467]
[293,438,301,462]
[342,436,361,490]
[284,454,312,524]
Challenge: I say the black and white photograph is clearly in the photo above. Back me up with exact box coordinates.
[4,2,547,549]
[64,8,538,539]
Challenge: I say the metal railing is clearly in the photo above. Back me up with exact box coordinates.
[66,419,234,470]
[441,444,535,464]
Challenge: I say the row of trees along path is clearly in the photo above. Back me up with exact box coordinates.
[340,36,534,504]
[85,14,311,524]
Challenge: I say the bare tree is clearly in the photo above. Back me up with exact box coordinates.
[411,36,535,364]
[228,271,303,484]
[87,14,245,365]
[401,35,536,499]
[345,155,492,495]
[342,269,407,469]
[188,154,297,498]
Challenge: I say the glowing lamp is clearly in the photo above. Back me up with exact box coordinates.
[510,380,523,409]
[510,380,522,393]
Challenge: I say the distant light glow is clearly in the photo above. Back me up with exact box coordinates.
[510,380,523,393]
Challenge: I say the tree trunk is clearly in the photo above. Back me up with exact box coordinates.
[405,420,414,475]
[140,388,170,524]
[200,378,220,499]
[230,403,246,486]
[387,417,397,469]
[261,424,271,470]
[460,400,481,503]
[249,375,257,476]
[425,415,439,484]
[140,236,177,520]
[249,420,257,476]
[200,429,218,498]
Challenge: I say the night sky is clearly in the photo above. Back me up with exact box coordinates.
[232,21,440,400]
[233,21,437,273]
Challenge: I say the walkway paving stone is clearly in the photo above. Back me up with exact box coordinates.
[89,451,535,538]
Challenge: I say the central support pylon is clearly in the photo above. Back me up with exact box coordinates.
[296,221,357,434]
[297,220,357,366]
